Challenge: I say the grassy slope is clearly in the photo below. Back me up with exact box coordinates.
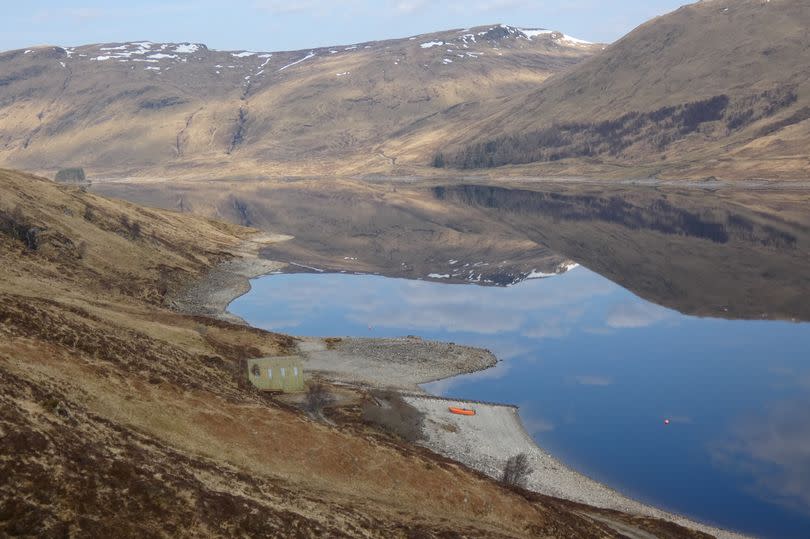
[415,0,810,180]
[0,169,712,537]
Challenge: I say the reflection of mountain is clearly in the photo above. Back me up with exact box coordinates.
[93,179,573,286]
[433,185,810,321]
[95,179,810,320]
[434,185,798,247]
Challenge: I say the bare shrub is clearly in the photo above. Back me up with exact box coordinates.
[501,453,532,488]
[76,241,88,259]
[305,383,334,418]
[0,205,39,250]
[324,337,342,350]
[361,391,425,442]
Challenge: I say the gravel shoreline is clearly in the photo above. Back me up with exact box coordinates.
[169,233,289,324]
[177,237,751,539]
[296,336,497,392]
[404,395,749,539]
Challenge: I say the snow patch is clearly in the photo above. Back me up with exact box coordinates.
[420,41,443,49]
[526,270,556,280]
[231,51,256,58]
[278,51,315,71]
[290,262,324,273]
[521,28,553,40]
[560,34,592,45]
[442,58,453,64]
[428,274,451,279]
[174,43,200,54]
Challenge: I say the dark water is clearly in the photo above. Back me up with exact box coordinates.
[231,268,810,539]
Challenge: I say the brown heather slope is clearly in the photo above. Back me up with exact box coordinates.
[0,26,598,180]
[420,0,810,180]
[0,169,710,537]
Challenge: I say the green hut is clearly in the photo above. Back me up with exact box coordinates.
[247,356,305,393]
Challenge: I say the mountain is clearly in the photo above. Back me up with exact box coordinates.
[0,25,599,179]
[424,0,810,180]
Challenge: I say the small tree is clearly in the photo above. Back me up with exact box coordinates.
[501,453,532,488]
[305,383,334,419]
[55,168,86,183]
[432,152,446,168]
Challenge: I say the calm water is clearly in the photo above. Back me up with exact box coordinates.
[230,268,810,539]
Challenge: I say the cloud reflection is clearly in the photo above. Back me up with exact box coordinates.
[236,269,619,338]
[573,375,613,386]
[606,301,674,329]
[713,399,810,514]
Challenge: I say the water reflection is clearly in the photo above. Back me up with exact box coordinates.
[714,397,810,516]
[95,179,810,321]
[433,185,810,321]
[230,268,810,538]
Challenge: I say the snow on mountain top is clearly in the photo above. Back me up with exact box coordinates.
[520,29,553,39]
[560,34,592,45]
[175,43,201,54]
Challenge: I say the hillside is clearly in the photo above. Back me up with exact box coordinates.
[0,168,713,537]
[0,26,599,179]
[422,0,810,180]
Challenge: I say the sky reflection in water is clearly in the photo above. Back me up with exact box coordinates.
[230,268,810,539]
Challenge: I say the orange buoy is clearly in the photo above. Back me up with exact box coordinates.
[449,407,476,416]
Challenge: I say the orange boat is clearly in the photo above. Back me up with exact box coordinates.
[449,407,476,416]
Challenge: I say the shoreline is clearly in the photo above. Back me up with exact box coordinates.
[177,235,750,539]
[404,395,748,539]
[169,232,290,324]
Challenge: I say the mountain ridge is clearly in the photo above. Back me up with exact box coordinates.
[0,24,600,179]
[425,0,810,180]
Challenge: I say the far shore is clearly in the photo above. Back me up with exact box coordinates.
[174,231,750,539]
